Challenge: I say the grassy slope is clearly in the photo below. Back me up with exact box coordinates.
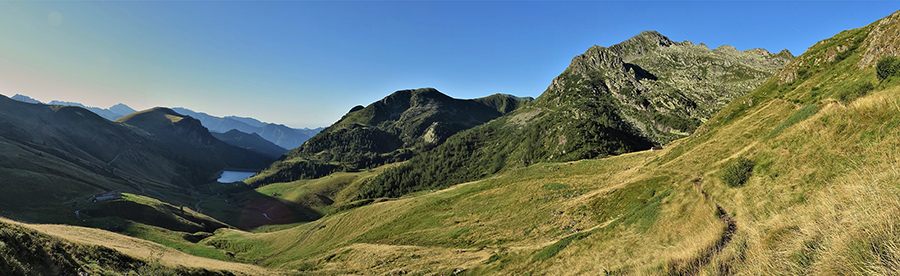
[200,10,900,275]
[0,218,241,276]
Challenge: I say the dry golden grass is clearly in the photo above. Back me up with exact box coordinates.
[2,218,285,276]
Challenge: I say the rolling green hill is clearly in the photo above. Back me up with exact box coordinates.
[247,88,532,185]
[190,10,900,275]
[361,31,793,199]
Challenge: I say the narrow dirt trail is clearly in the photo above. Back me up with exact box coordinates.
[107,142,138,166]
[668,179,738,275]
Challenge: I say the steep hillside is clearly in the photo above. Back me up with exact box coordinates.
[116,107,274,173]
[0,96,224,223]
[196,10,900,275]
[0,218,237,276]
[171,107,321,150]
[362,31,793,198]
[211,129,288,159]
[247,89,532,185]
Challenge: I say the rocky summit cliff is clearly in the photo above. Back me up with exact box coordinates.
[247,88,532,185]
[542,31,793,143]
[362,31,793,198]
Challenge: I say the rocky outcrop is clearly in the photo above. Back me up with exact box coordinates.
[543,31,793,144]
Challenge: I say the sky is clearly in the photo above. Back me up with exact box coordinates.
[0,1,898,128]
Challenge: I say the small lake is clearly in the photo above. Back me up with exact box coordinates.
[217,171,256,183]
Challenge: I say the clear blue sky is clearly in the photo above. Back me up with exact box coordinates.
[1,1,897,128]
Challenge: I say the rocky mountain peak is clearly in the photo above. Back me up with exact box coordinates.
[538,30,793,144]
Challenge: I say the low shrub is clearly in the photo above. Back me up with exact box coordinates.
[834,81,874,104]
[722,157,755,187]
[876,56,900,81]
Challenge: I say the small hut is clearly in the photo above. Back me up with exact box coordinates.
[91,190,122,202]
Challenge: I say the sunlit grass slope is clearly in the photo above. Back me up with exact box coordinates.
[198,9,900,275]
[0,218,244,276]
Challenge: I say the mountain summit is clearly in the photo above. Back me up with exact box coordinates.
[540,30,794,143]
[247,88,532,185]
[362,31,793,198]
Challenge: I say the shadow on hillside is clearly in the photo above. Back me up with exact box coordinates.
[624,63,658,81]
[76,183,323,233]
[218,184,323,231]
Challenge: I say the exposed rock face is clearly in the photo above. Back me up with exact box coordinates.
[859,11,900,69]
[544,31,793,143]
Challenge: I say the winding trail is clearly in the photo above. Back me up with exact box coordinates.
[667,179,738,276]
[107,142,138,166]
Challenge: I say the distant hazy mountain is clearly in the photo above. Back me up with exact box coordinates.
[224,115,266,128]
[171,107,323,150]
[9,95,136,121]
[211,129,288,159]
[7,95,318,149]
[108,103,137,117]
[116,107,274,172]
[10,94,40,104]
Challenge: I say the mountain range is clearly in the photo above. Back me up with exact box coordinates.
[11,94,138,121]
[8,95,323,150]
[0,95,270,226]
[4,9,900,276]
[171,107,323,150]
[360,31,793,198]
